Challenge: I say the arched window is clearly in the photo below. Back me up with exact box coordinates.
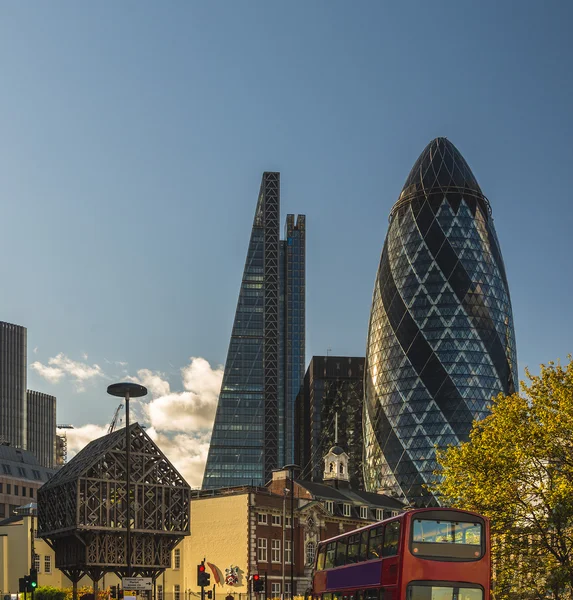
[306,541,317,565]
[329,462,335,472]
[339,463,345,474]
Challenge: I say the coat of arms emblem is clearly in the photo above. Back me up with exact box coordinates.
[225,565,240,585]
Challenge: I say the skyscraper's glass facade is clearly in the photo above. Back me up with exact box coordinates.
[0,321,27,449]
[202,173,305,489]
[364,138,518,506]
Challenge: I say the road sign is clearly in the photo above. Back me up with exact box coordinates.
[122,578,152,591]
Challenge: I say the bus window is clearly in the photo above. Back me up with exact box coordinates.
[383,520,400,556]
[322,594,332,600]
[359,528,369,560]
[335,538,348,566]
[346,533,360,564]
[364,589,379,600]
[410,519,483,559]
[368,526,384,559]
[325,542,336,569]
[317,545,326,571]
[355,591,364,600]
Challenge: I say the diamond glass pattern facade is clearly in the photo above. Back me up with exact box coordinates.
[364,138,518,506]
[203,172,305,489]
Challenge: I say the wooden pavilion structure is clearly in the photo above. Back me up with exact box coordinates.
[38,423,191,596]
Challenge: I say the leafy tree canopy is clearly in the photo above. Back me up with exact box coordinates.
[432,358,573,600]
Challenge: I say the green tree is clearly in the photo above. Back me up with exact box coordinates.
[432,358,573,600]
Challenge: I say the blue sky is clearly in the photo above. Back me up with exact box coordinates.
[1,2,571,484]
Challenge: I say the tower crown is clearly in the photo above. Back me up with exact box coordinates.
[392,137,490,219]
[323,445,349,483]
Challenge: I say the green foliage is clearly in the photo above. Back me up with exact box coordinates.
[432,358,573,600]
[35,587,67,600]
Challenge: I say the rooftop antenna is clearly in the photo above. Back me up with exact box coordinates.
[326,348,332,357]
[335,412,338,445]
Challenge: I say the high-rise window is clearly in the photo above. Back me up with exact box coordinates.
[257,538,267,562]
[44,555,52,574]
[174,548,181,569]
[34,554,40,572]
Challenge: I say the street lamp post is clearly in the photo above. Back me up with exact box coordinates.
[282,465,299,599]
[107,382,148,577]
[13,503,37,600]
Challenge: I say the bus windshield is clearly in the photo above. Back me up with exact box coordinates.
[412,519,482,544]
[411,519,483,560]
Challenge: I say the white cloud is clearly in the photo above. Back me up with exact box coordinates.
[31,353,105,390]
[143,357,223,432]
[33,346,38,354]
[146,428,210,488]
[31,363,65,383]
[128,368,170,398]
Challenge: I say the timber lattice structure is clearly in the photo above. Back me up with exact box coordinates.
[38,422,191,579]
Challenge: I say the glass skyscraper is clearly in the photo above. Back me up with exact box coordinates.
[364,138,518,506]
[0,321,27,449]
[203,172,305,489]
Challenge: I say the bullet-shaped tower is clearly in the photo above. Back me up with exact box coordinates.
[364,138,518,506]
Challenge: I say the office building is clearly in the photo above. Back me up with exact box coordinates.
[295,356,365,488]
[364,137,518,506]
[27,390,56,469]
[0,321,27,449]
[203,172,305,488]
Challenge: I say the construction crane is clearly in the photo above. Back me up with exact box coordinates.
[108,403,123,434]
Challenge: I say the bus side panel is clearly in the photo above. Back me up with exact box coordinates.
[328,561,382,590]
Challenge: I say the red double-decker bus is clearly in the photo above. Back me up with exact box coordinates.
[312,507,490,600]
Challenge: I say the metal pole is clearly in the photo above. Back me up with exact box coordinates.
[281,491,286,600]
[290,469,294,599]
[31,513,35,600]
[125,389,131,576]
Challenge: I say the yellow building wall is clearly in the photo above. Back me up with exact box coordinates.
[161,493,250,599]
[0,496,250,597]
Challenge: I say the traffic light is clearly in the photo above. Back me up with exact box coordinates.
[197,562,210,587]
[206,592,213,600]
[19,578,26,593]
[29,569,38,590]
[110,585,118,599]
[252,574,265,593]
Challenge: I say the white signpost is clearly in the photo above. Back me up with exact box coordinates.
[122,578,153,591]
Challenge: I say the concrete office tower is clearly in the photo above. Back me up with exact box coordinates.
[295,356,365,489]
[27,390,56,469]
[364,138,518,506]
[0,322,27,449]
[203,172,305,488]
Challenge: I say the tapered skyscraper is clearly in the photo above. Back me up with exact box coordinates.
[203,172,305,489]
[364,138,517,506]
